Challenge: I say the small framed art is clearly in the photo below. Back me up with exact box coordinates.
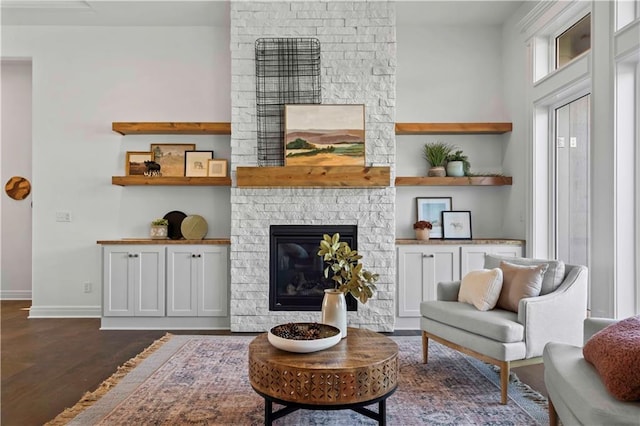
[185,151,214,177]
[442,211,472,240]
[207,159,228,177]
[126,151,154,176]
[416,197,452,239]
[150,143,196,177]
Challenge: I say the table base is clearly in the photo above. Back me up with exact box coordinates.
[254,387,397,426]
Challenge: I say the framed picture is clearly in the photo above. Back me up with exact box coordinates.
[150,143,196,177]
[442,211,472,240]
[184,151,214,177]
[416,197,452,239]
[284,104,365,166]
[207,159,228,177]
[126,151,154,176]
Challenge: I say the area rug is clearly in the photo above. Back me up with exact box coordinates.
[51,335,547,425]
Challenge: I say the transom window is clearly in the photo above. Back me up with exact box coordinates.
[556,14,591,69]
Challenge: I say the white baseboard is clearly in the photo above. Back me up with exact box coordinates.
[28,305,101,318]
[0,290,32,300]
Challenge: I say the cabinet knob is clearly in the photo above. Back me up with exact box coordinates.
[133,253,139,258]
[191,254,197,258]
[423,254,434,258]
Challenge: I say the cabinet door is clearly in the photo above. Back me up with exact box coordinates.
[198,246,229,317]
[103,245,164,317]
[460,245,523,276]
[134,247,165,317]
[103,247,134,316]
[397,245,459,317]
[166,247,198,316]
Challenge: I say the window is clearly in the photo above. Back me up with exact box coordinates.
[556,14,591,69]
[616,0,640,31]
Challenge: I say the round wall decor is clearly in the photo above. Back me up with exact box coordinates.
[181,215,208,240]
[163,210,187,240]
[5,176,31,200]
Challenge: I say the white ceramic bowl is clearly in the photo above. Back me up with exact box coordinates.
[268,323,341,353]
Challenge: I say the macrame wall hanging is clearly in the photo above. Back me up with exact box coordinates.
[255,38,321,166]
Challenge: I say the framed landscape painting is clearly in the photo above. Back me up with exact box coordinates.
[126,151,153,176]
[150,143,196,177]
[416,197,452,239]
[284,104,365,166]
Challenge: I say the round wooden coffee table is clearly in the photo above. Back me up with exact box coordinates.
[248,327,398,425]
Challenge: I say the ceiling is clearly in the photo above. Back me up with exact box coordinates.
[1,1,524,27]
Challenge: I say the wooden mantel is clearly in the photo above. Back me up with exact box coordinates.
[236,166,391,188]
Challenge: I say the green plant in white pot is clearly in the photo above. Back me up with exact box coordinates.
[423,142,453,177]
[446,150,470,177]
[317,233,379,338]
[150,218,169,239]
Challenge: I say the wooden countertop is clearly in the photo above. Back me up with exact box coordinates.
[97,238,230,245]
[396,239,525,245]
[98,238,522,246]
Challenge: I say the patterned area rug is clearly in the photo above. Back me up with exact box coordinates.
[55,335,547,425]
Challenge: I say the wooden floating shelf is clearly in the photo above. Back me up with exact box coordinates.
[112,176,231,186]
[112,122,231,135]
[395,176,512,186]
[236,166,391,188]
[395,122,512,135]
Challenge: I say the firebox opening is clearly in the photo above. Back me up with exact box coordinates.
[269,225,358,311]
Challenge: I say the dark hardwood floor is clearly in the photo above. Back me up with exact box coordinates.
[1,300,546,425]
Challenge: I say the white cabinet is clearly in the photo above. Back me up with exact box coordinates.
[460,245,523,276]
[166,245,228,317]
[103,245,165,317]
[397,245,460,317]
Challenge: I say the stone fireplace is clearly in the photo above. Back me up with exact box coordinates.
[229,1,396,332]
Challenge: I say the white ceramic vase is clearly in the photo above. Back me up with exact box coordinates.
[446,161,465,177]
[321,289,347,339]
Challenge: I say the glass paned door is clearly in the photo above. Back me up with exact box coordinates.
[555,94,590,266]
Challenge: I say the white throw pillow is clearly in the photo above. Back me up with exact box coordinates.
[458,268,504,311]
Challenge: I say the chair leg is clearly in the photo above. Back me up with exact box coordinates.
[548,398,558,426]
[499,361,510,405]
[421,331,429,364]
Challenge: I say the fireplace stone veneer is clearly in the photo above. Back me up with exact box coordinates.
[230,1,396,332]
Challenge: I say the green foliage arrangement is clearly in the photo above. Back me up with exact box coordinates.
[151,218,168,226]
[317,233,379,304]
[423,142,454,167]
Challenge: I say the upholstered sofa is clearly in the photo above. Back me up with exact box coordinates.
[544,318,640,425]
[420,255,588,404]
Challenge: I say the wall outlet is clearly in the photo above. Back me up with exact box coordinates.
[56,211,72,222]
[83,282,92,293]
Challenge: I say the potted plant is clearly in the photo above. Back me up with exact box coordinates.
[423,142,453,177]
[446,150,470,177]
[150,218,169,239]
[317,233,379,338]
[413,220,432,240]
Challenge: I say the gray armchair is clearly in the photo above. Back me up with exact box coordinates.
[544,318,640,425]
[420,256,588,404]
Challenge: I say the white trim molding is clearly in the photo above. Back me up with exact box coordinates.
[28,305,101,318]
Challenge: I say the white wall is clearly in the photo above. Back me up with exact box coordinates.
[1,26,231,316]
[1,60,33,299]
[396,23,519,239]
